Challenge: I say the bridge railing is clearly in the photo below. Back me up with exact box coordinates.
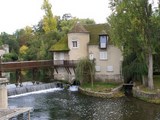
[54,60,79,67]
[0,60,78,72]
[0,60,53,71]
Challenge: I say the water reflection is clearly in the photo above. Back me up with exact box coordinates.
[9,89,160,120]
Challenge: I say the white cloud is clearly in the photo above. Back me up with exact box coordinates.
[0,0,111,34]
[53,0,111,23]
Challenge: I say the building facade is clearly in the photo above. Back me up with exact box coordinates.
[50,23,123,83]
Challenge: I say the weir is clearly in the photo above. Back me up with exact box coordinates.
[0,78,32,120]
[8,82,60,96]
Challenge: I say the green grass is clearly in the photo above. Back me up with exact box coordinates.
[136,75,160,93]
[153,75,160,89]
[81,82,120,92]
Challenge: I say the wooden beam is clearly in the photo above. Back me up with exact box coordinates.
[0,107,32,119]
[54,67,58,74]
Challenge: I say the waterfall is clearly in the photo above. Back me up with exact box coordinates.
[68,86,79,92]
[7,82,61,96]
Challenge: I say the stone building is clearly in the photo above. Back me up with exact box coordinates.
[50,23,123,83]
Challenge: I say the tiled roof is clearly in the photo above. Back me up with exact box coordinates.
[84,24,109,45]
[69,23,89,33]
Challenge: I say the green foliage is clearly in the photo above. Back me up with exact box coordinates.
[2,53,18,62]
[75,58,95,86]
[41,0,57,33]
[19,45,29,61]
[122,52,147,83]
[49,35,69,51]
[0,2,97,62]
[0,32,19,53]
[81,82,120,92]
[108,0,160,89]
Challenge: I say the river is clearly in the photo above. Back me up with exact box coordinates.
[8,88,160,120]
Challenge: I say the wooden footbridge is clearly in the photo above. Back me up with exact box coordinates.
[0,60,77,86]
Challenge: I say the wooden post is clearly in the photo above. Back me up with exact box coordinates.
[0,58,2,77]
[0,71,2,78]
[19,70,23,87]
[15,70,19,87]
[28,111,30,120]
[32,68,37,84]
[15,69,22,87]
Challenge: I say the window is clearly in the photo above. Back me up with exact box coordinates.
[72,41,78,48]
[95,66,101,71]
[107,66,113,72]
[100,52,107,60]
[99,35,108,49]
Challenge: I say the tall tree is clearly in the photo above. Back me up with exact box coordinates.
[41,0,57,33]
[108,0,160,89]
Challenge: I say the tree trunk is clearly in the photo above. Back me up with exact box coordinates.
[142,75,148,86]
[148,49,154,89]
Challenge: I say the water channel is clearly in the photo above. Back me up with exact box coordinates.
[8,87,160,120]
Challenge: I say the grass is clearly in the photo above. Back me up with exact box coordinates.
[153,75,160,89]
[135,75,160,93]
[80,82,121,92]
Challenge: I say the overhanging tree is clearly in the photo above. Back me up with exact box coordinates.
[75,58,95,87]
[108,0,160,89]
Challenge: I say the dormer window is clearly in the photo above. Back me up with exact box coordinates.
[99,35,108,49]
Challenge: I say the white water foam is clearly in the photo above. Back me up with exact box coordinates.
[8,88,63,98]
[68,86,79,92]
[7,82,37,89]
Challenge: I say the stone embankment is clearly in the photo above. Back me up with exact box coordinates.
[78,84,124,98]
[133,87,160,104]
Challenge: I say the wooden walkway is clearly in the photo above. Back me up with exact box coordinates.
[0,60,77,72]
[0,60,53,72]
[0,107,32,120]
[0,60,77,85]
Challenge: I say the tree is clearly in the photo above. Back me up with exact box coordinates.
[14,26,34,46]
[62,13,72,20]
[75,58,95,87]
[2,53,18,62]
[41,0,57,33]
[108,0,160,89]
[0,32,19,54]
[19,45,28,60]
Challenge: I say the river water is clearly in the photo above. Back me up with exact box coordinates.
[8,88,160,120]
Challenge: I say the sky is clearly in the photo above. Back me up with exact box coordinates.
[0,0,112,34]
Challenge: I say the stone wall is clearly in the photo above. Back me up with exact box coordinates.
[95,74,123,83]
[78,84,123,98]
[133,87,160,103]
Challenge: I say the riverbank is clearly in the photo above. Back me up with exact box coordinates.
[133,86,160,104]
[133,76,160,104]
[79,82,124,98]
